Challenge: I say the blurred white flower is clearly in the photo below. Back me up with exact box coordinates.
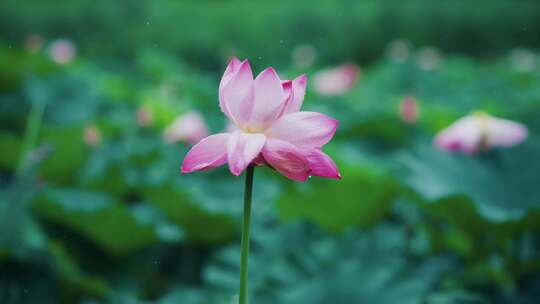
[509,48,536,72]
[163,111,208,145]
[313,63,360,96]
[386,39,412,63]
[84,125,101,147]
[48,39,76,65]
[25,34,43,54]
[417,47,441,71]
[435,112,528,154]
[292,44,317,68]
[399,96,420,124]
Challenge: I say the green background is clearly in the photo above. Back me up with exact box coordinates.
[1,0,540,303]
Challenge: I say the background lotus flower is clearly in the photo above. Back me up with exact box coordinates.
[386,38,412,63]
[25,34,43,54]
[292,44,317,68]
[509,48,536,72]
[435,112,528,154]
[164,111,208,145]
[399,96,420,124]
[417,46,442,71]
[83,125,101,147]
[313,63,359,96]
[137,106,154,127]
[182,57,340,182]
[48,38,76,65]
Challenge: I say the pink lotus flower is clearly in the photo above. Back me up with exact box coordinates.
[137,106,154,127]
[48,39,76,65]
[181,57,340,182]
[25,34,43,54]
[313,63,359,96]
[435,112,528,154]
[399,96,420,124]
[164,111,208,145]
[84,125,101,147]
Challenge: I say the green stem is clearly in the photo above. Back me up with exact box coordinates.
[239,164,255,304]
[16,101,45,177]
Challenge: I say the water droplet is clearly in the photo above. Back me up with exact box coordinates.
[279,39,284,44]
[146,21,150,26]
[153,260,158,265]
[258,56,262,60]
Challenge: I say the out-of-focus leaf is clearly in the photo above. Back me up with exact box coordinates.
[24,74,102,126]
[143,154,280,243]
[80,135,168,196]
[33,188,159,256]
[501,273,540,304]
[424,289,488,304]
[39,126,89,184]
[400,141,540,222]
[0,45,56,92]
[0,261,57,304]
[48,241,108,297]
[130,204,184,243]
[0,179,47,257]
[152,287,222,304]
[205,222,453,304]
[0,132,21,170]
[276,161,398,231]
[143,177,238,244]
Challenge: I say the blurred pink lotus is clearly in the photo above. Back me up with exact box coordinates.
[48,39,76,65]
[25,34,43,54]
[137,106,154,127]
[84,125,101,147]
[399,96,420,124]
[164,111,209,145]
[435,112,528,154]
[181,57,340,181]
[313,63,359,96]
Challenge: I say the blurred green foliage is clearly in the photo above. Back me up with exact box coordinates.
[2,0,540,67]
[1,0,540,303]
